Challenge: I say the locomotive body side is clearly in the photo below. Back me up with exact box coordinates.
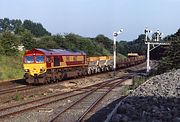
[23,48,88,84]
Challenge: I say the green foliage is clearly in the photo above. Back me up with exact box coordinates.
[0,18,51,37]
[0,18,129,57]
[95,34,113,52]
[20,29,36,50]
[0,18,12,32]
[0,54,24,81]
[0,18,23,34]
[0,32,20,56]
[62,33,112,56]
[157,30,180,74]
[127,34,146,55]
[23,20,51,37]
[14,94,22,101]
[34,33,114,56]
[117,41,128,56]
[36,36,59,49]
[52,34,66,48]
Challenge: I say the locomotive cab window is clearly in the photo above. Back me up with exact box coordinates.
[24,56,34,63]
[36,55,45,63]
[46,56,51,63]
[54,56,60,66]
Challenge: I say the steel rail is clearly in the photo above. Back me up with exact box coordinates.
[77,77,130,122]
[0,76,126,118]
[48,75,131,122]
[0,73,127,96]
[0,86,36,96]
[0,75,123,112]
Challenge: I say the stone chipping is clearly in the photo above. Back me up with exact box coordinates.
[111,69,180,122]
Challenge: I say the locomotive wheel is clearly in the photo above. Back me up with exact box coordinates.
[87,69,92,75]
[59,72,64,80]
[47,77,51,84]
[44,77,48,84]
[94,69,97,74]
[83,70,88,76]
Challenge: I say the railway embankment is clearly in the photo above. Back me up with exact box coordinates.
[0,54,24,82]
[110,69,180,122]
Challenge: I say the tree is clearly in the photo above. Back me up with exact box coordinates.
[21,29,36,50]
[0,32,20,56]
[0,34,4,54]
[117,41,128,56]
[127,34,146,55]
[157,29,180,74]
[36,36,59,49]
[0,18,11,32]
[52,34,66,49]
[23,20,51,37]
[0,18,23,33]
[64,33,79,50]
[11,19,23,34]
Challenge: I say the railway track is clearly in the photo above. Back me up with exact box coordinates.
[0,85,36,96]
[0,73,123,97]
[0,61,147,97]
[0,75,131,121]
[0,78,74,96]
[48,76,130,122]
[0,72,115,96]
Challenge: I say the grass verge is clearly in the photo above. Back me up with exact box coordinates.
[129,76,146,90]
[0,53,24,81]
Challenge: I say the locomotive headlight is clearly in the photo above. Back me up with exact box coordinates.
[24,69,29,72]
[40,67,45,72]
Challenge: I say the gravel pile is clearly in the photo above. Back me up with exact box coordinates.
[111,69,180,122]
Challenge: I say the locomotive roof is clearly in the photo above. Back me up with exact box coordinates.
[34,48,86,56]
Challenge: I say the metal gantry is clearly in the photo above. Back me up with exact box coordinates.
[144,28,170,73]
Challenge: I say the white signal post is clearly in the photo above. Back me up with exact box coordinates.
[144,28,151,72]
[144,28,170,73]
[113,29,123,76]
[146,42,151,72]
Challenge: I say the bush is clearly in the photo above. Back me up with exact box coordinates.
[14,94,21,101]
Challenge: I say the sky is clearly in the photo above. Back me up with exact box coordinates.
[1,0,180,41]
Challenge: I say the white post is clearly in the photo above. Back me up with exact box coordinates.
[113,36,116,74]
[113,29,123,76]
[145,32,148,42]
[147,42,150,73]
[156,30,160,41]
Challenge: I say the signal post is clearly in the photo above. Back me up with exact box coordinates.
[144,28,170,73]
